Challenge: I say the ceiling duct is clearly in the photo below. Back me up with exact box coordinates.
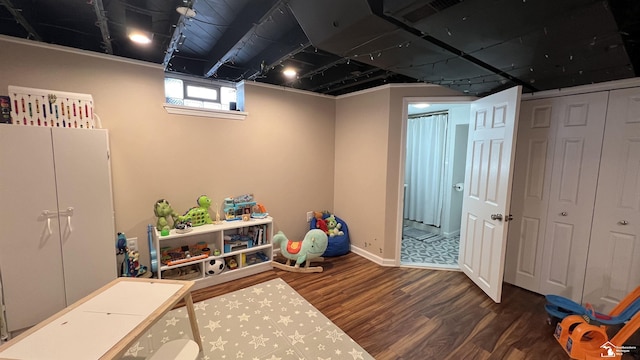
[288,0,518,95]
[288,0,395,58]
[289,0,634,96]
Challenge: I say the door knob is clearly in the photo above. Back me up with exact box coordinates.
[618,220,629,225]
[561,212,568,216]
[491,214,503,221]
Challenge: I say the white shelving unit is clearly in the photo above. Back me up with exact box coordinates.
[153,217,273,290]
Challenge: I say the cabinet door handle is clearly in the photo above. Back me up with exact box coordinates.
[560,212,568,216]
[67,215,73,232]
[42,210,54,235]
[63,207,74,232]
[618,220,629,225]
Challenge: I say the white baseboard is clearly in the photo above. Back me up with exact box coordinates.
[349,245,396,267]
[278,246,397,267]
[442,229,460,237]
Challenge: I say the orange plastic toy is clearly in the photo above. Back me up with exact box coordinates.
[553,286,640,359]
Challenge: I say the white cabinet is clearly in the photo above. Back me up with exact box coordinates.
[0,126,116,333]
[505,87,640,313]
[153,217,273,290]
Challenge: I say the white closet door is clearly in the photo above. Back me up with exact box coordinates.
[0,126,66,332]
[583,87,640,313]
[538,92,608,301]
[504,98,555,291]
[51,128,116,305]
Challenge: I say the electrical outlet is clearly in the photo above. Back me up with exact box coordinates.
[306,211,313,222]
[127,237,138,252]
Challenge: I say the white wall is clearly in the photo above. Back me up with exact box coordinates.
[441,105,470,235]
[0,35,483,269]
[334,85,469,263]
[0,36,336,268]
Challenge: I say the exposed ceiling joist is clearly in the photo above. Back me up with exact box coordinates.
[163,0,199,69]
[322,72,390,93]
[246,41,311,81]
[91,0,113,54]
[0,0,637,97]
[203,0,283,77]
[0,0,41,41]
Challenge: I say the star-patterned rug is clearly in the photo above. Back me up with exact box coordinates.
[121,278,374,360]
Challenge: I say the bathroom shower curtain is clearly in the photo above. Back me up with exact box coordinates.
[404,112,448,227]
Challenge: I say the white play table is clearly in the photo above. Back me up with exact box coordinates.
[0,277,202,359]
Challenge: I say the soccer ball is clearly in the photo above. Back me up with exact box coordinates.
[206,259,225,275]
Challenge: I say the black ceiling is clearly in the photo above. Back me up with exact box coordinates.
[1,0,638,96]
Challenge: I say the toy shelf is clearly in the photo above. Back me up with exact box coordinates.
[158,244,273,271]
[153,217,273,290]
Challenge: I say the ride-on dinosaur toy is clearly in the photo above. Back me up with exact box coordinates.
[272,229,328,273]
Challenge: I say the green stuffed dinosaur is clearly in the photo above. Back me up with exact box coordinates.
[154,199,179,231]
[182,195,214,226]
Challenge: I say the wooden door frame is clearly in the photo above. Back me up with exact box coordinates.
[395,96,477,266]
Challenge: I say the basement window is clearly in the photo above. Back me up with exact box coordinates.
[163,75,246,120]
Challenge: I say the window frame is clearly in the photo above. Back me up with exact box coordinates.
[163,74,246,120]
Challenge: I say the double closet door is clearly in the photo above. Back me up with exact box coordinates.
[582,88,640,311]
[0,126,116,332]
[505,87,640,312]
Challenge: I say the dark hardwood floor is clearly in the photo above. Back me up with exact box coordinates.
[189,252,568,359]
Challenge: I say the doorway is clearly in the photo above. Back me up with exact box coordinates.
[400,101,470,269]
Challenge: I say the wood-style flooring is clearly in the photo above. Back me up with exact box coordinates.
[189,252,568,359]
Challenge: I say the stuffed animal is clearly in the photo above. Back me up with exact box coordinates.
[116,232,128,255]
[123,249,147,277]
[314,211,329,233]
[326,215,344,237]
[182,195,213,226]
[272,229,328,270]
[154,199,179,231]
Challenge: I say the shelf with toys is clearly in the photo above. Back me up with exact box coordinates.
[151,195,273,290]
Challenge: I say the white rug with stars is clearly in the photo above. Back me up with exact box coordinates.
[122,278,374,360]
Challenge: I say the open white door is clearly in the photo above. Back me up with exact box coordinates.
[458,86,522,303]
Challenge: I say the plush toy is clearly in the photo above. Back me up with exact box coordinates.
[116,232,128,255]
[272,229,328,272]
[314,212,329,233]
[326,214,344,237]
[122,249,147,277]
[182,195,213,226]
[154,199,179,231]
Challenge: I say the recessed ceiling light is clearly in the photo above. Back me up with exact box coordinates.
[125,9,153,45]
[128,30,153,45]
[412,103,430,108]
[176,6,197,18]
[283,68,297,78]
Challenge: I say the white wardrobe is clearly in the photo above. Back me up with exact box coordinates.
[0,126,117,333]
[505,84,640,313]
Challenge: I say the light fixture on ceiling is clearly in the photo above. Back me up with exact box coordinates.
[176,6,196,18]
[283,68,297,78]
[126,9,153,45]
[128,29,153,44]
